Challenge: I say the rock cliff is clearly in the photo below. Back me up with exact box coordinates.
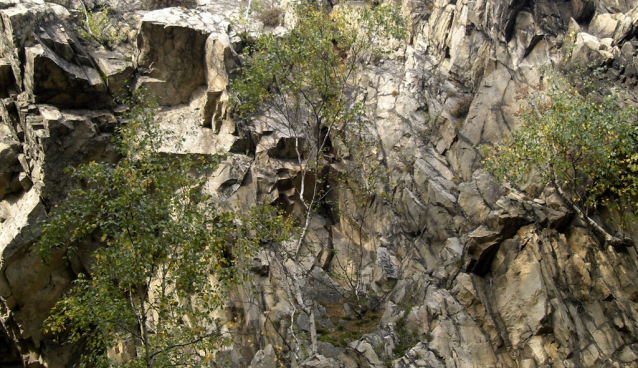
[1,0,638,366]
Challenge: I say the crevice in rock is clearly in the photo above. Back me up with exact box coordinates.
[0,325,21,368]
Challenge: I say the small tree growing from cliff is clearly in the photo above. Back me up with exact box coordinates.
[231,2,404,359]
[483,73,637,247]
[37,90,256,367]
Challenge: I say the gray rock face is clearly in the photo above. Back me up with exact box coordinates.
[250,344,276,368]
[92,50,135,101]
[0,102,118,365]
[24,44,110,108]
[0,1,112,109]
[1,0,638,366]
[135,8,234,106]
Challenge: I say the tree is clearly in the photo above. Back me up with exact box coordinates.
[231,2,404,359]
[483,73,638,247]
[37,90,256,367]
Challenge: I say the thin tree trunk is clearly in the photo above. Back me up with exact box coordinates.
[309,303,318,356]
[287,264,319,356]
[550,173,633,248]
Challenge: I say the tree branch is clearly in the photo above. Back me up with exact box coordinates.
[550,168,633,248]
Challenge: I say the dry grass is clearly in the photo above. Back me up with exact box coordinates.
[317,302,383,347]
[450,94,473,118]
[258,7,283,27]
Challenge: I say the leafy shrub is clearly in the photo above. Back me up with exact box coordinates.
[79,7,120,46]
[483,72,637,246]
[37,90,257,367]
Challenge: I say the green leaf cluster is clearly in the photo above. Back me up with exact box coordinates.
[231,2,405,146]
[483,73,638,224]
[80,5,122,47]
[229,5,405,356]
[37,90,257,367]
[231,1,404,215]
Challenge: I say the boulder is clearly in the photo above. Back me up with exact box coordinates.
[571,32,615,67]
[301,354,340,368]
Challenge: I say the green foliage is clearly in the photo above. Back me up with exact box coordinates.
[483,73,638,226]
[232,0,403,291]
[231,0,405,238]
[232,2,405,142]
[80,6,121,46]
[37,90,256,367]
[231,3,405,358]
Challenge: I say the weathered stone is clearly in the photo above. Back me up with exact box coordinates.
[251,250,270,276]
[301,354,340,368]
[460,63,513,146]
[250,344,276,368]
[17,172,31,191]
[0,0,54,90]
[393,342,445,367]
[380,301,405,327]
[205,31,238,90]
[0,138,20,173]
[376,247,399,281]
[434,118,457,154]
[589,13,620,39]
[266,136,305,159]
[205,153,251,200]
[136,8,229,105]
[446,139,477,181]
[347,340,384,367]
[189,86,227,130]
[572,0,595,21]
[394,187,429,236]
[465,226,502,276]
[317,342,345,362]
[106,336,137,364]
[458,180,490,224]
[24,44,110,108]
[3,0,638,366]
[619,346,638,363]
[91,50,135,100]
[0,172,15,198]
[571,32,615,67]
[492,229,550,349]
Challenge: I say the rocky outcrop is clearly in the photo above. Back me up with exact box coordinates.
[0,1,112,108]
[135,7,239,108]
[1,0,638,366]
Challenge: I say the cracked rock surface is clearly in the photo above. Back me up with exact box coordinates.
[1,0,638,366]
